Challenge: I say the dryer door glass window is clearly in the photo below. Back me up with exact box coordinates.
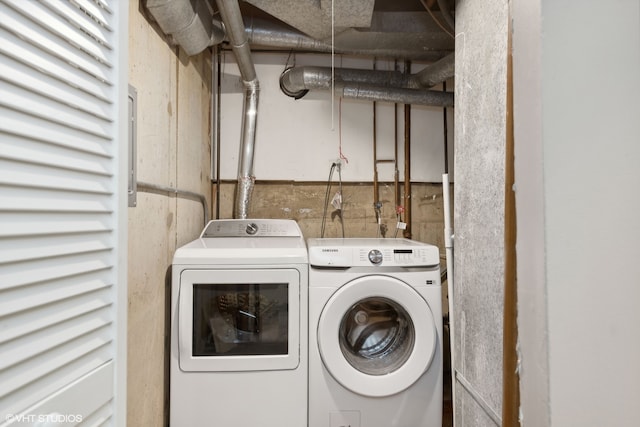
[339,297,415,375]
[193,283,289,356]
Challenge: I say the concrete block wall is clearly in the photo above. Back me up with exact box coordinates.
[127,1,212,425]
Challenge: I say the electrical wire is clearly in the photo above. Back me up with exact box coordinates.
[337,162,345,238]
[320,163,337,238]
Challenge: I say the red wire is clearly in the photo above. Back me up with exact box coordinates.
[338,97,349,164]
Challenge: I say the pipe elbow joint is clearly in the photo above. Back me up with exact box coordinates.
[279,67,309,100]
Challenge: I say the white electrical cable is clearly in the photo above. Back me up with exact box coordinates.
[442,173,456,427]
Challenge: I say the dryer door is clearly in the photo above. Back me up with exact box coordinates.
[317,275,437,397]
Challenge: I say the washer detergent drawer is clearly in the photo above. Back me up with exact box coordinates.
[178,268,300,371]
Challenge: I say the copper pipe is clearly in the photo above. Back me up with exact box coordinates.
[394,101,400,210]
[403,63,412,239]
[373,101,379,207]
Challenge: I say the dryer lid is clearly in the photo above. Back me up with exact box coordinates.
[317,275,437,397]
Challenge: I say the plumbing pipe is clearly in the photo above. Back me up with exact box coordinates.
[443,81,449,174]
[137,181,209,226]
[403,100,411,239]
[442,172,455,427]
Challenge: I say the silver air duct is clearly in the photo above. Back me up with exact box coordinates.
[216,0,260,219]
[146,0,225,56]
[279,54,455,106]
[243,16,452,61]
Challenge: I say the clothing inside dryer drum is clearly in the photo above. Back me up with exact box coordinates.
[339,297,415,375]
[192,283,289,356]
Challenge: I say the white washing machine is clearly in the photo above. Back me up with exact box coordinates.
[170,219,308,427]
[308,238,442,427]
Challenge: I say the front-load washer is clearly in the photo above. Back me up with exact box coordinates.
[307,238,442,427]
[170,219,308,427]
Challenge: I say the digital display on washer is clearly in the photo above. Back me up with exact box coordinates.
[192,283,289,356]
[393,249,413,254]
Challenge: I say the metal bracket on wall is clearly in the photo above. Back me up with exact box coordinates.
[128,84,137,207]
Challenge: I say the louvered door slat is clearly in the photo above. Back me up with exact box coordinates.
[0,0,124,423]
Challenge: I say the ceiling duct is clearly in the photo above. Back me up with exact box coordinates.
[244,0,375,40]
[216,0,260,219]
[146,0,225,55]
[242,12,453,61]
[279,53,455,106]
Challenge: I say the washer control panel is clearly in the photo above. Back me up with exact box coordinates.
[308,238,439,268]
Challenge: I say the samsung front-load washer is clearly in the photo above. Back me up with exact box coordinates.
[307,238,442,427]
[170,219,308,427]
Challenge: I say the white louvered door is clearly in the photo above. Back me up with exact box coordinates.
[0,0,127,425]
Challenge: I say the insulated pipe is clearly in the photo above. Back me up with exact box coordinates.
[216,0,260,219]
[280,68,453,106]
[146,0,225,55]
[244,17,452,61]
[341,84,453,107]
[280,62,454,92]
[282,66,412,90]
[411,52,455,88]
[280,67,454,106]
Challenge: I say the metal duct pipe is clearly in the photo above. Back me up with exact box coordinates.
[146,0,225,56]
[280,67,454,106]
[244,17,452,61]
[216,0,260,219]
[411,52,455,87]
[340,84,453,107]
[281,66,411,91]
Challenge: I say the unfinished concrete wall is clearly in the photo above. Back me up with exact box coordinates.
[453,0,508,426]
[216,180,452,310]
[127,1,212,425]
[217,181,448,240]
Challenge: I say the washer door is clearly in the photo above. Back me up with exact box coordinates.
[318,275,437,397]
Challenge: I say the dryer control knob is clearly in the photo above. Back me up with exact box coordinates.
[368,249,383,265]
[246,222,259,235]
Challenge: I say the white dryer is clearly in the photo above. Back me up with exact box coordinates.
[307,238,442,427]
[170,219,308,427]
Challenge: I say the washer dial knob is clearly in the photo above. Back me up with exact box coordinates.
[368,249,383,265]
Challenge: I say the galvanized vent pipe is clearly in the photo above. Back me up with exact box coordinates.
[146,0,225,56]
[215,0,260,219]
[279,64,454,106]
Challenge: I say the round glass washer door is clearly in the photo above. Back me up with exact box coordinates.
[318,275,437,397]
